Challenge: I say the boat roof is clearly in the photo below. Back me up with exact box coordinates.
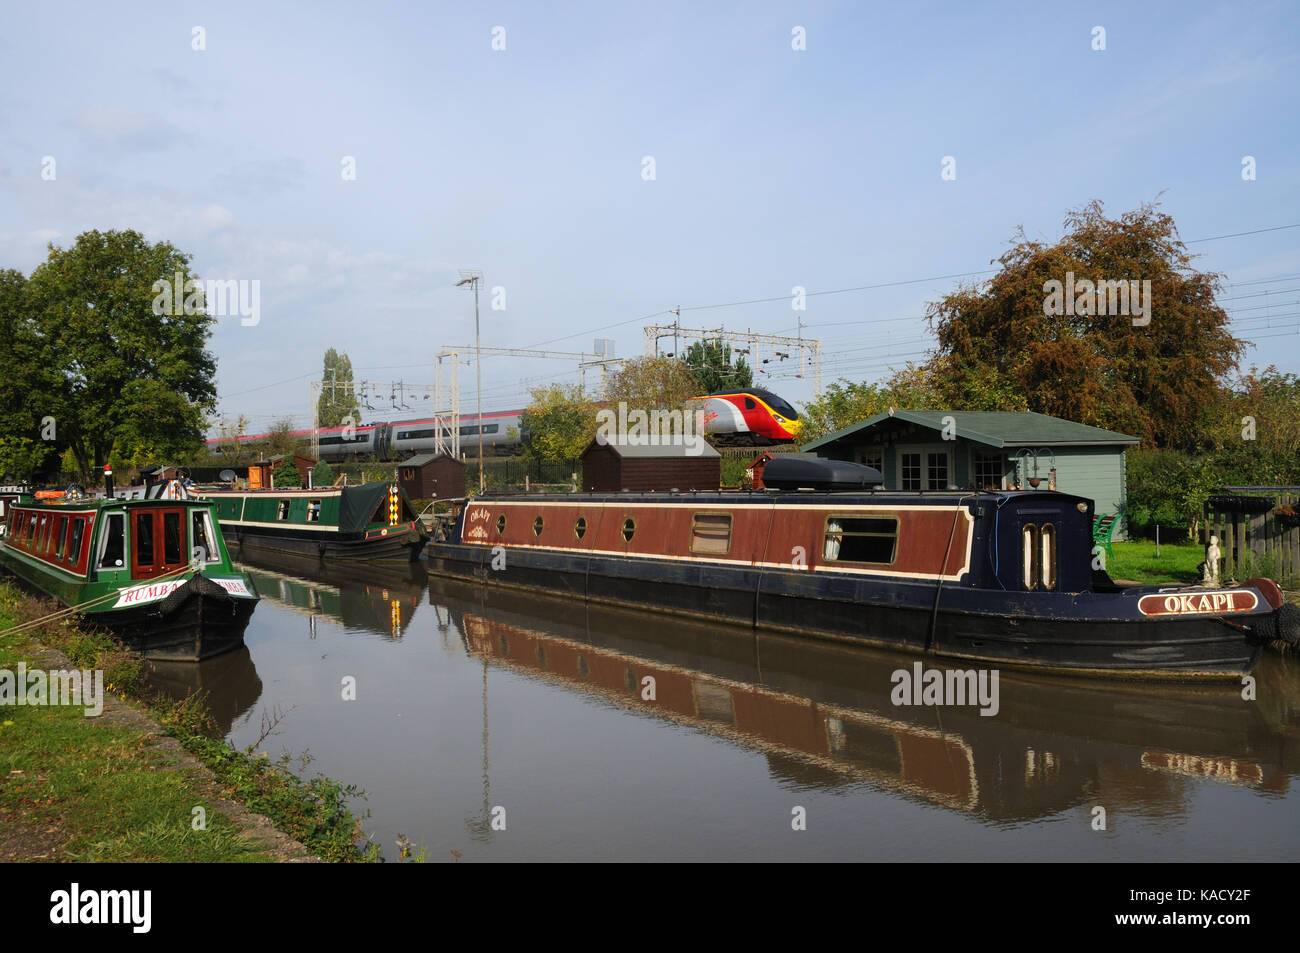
[464,488,1093,508]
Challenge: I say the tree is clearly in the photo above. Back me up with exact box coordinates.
[214,415,254,464]
[265,418,308,458]
[601,356,700,409]
[311,458,335,488]
[0,268,57,481]
[520,383,593,461]
[23,229,218,477]
[922,201,1242,449]
[682,338,752,393]
[272,457,302,488]
[317,349,361,427]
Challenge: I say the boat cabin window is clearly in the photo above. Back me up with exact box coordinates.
[690,513,732,555]
[191,510,216,563]
[277,499,291,520]
[533,516,544,536]
[67,519,85,566]
[99,513,125,568]
[1022,524,1040,590]
[307,500,321,523]
[496,515,506,534]
[135,512,155,566]
[574,517,587,540]
[163,511,183,565]
[54,516,67,559]
[1040,523,1057,590]
[824,516,898,565]
[622,517,636,542]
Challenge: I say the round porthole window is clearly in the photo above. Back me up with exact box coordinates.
[574,517,587,539]
[496,515,506,534]
[533,515,544,536]
[621,517,636,542]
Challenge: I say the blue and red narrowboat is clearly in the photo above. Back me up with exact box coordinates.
[425,458,1296,680]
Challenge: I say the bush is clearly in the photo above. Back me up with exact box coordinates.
[272,458,302,488]
[311,459,334,487]
[1124,449,1222,539]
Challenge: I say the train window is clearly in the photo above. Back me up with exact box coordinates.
[1022,524,1040,590]
[483,424,498,434]
[1040,523,1057,590]
[67,519,85,565]
[532,516,544,536]
[99,514,125,568]
[277,500,290,520]
[54,516,67,558]
[307,500,321,523]
[621,517,636,542]
[824,516,897,565]
[690,513,732,555]
[574,517,587,540]
[744,397,756,410]
[496,515,506,534]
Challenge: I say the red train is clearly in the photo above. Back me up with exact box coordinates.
[688,389,803,445]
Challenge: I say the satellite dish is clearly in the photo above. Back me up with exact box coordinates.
[219,469,237,483]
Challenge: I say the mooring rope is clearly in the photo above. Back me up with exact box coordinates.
[0,562,198,638]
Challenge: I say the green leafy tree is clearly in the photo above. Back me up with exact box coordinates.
[682,339,752,393]
[23,229,217,478]
[317,349,362,427]
[923,201,1242,449]
[272,457,302,488]
[311,458,335,487]
[0,268,57,480]
[520,383,593,461]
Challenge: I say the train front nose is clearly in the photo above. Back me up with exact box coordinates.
[785,418,804,438]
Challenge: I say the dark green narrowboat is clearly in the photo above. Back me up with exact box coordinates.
[0,493,258,661]
[195,481,427,563]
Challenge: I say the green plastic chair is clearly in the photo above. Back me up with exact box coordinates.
[1092,514,1118,557]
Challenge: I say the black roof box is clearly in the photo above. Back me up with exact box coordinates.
[763,456,883,491]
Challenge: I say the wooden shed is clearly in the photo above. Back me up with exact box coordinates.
[398,452,466,500]
[249,454,317,489]
[580,440,721,492]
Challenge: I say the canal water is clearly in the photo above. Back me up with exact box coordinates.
[144,555,1300,862]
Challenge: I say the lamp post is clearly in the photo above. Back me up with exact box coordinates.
[456,270,485,492]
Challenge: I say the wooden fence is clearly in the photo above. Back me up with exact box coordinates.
[1204,486,1300,583]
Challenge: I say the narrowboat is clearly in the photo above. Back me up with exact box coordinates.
[425,457,1298,681]
[194,481,427,563]
[0,490,258,661]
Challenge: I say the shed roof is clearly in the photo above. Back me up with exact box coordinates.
[581,438,721,459]
[398,453,460,468]
[801,410,1139,451]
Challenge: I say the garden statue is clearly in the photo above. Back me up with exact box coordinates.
[1199,535,1221,586]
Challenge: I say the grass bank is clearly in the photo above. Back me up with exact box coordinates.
[0,583,378,862]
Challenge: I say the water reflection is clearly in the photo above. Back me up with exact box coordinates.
[431,577,1300,823]
[143,647,262,736]
[236,555,427,641]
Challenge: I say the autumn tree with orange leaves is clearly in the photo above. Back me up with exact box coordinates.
[923,201,1242,450]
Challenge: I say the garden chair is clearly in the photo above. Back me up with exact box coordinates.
[1093,513,1118,557]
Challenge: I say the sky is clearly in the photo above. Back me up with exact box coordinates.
[1,1,1297,435]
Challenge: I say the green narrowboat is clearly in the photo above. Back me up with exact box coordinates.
[0,493,258,661]
[194,481,427,563]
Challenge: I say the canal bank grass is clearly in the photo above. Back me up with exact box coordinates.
[0,583,377,862]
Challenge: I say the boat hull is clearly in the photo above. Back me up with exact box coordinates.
[425,542,1264,680]
[226,524,426,564]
